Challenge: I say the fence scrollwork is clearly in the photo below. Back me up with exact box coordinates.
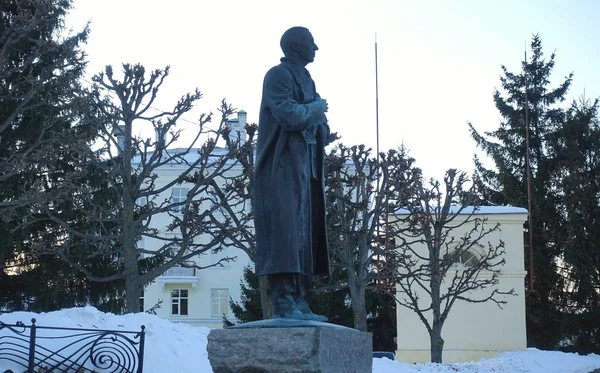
[0,318,145,373]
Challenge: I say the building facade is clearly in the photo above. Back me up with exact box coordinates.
[141,111,251,328]
[393,207,528,363]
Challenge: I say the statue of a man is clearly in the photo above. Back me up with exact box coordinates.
[254,26,330,321]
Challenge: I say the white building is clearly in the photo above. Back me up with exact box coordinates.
[393,206,528,363]
[141,111,251,328]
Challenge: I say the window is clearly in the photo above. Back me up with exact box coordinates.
[171,289,189,316]
[458,250,480,267]
[140,295,144,313]
[171,188,188,213]
[211,289,229,317]
[136,196,148,207]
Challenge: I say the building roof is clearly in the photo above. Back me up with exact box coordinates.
[131,146,231,166]
[394,205,528,215]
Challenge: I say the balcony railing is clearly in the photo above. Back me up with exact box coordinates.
[162,261,196,277]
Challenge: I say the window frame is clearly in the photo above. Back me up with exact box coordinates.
[171,187,189,213]
[459,250,481,267]
[452,249,482,269]
[210,288,229,317]
[170,288,189,316]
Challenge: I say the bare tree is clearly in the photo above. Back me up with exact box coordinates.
[325,144,418,331]
[388,169,516,363]
[28,63,239,313]
[209,121,276,316]
[213,121,257,261]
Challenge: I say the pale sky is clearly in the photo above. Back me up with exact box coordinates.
[66,0,599,179]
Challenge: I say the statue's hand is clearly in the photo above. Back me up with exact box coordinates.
[320,98,329,113]
[309,99,328,123]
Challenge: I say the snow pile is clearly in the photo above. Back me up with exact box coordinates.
[1,307,599,373]
[374,348,600,373]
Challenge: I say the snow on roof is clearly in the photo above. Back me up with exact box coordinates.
[130,146,231,165]
[394,205,528,215]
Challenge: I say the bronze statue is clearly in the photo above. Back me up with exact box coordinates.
[254,26,330,321]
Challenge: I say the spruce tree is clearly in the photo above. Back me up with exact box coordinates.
[0,0,119,311]
[309,266,355,328]
[224,266,263,326]
[367,290,397,351]
[224,265,356,328]
[548,98,600,353]
[469,34,572,349]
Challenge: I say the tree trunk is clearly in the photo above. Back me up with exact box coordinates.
[122,219,139,313]
[258,275,272,319]
[351,291,367,332]
[430,271,444,363]
[125,276,141,313]
[430,323,444,363]
[122,117,138,314]
[349,280,368,331]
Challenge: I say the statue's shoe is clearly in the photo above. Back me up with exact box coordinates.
[272,295,312,320]
[273,307,312,320]
[296,299,328,322]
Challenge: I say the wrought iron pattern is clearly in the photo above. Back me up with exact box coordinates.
[0,318,145,373]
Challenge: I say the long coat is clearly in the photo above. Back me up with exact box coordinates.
[254,58,330,278]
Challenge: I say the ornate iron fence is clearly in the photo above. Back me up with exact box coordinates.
[0,318,145,373]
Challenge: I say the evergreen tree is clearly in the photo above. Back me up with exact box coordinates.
[224,264,356,328]
[1,255,124,313]
[367,289,397,352]
[224,266,262,326]
[310,266,355,328]
[548,98,600,353]
[0,0,121,311]
[469,34,572,349]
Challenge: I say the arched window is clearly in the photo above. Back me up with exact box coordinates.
[458,250,480,267]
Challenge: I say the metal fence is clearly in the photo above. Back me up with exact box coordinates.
[0,318,145,373]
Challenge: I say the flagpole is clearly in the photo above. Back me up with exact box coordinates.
[375,33,381,245]
[524,44,535,295]
[375,33,380,171]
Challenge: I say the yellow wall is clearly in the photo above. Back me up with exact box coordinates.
[394,209,528,363]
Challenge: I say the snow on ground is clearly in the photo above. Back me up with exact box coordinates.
[1,307,599,373]
[374,348,600,373]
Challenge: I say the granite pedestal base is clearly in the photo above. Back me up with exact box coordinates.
[207,325,372,373]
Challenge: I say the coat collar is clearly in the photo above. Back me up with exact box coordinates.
[280,58,315,102]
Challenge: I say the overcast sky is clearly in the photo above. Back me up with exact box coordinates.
[66,0,600,179]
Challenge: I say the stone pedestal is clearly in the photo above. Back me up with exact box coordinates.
[207,325,372,373]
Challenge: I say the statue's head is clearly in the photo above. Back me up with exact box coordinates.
[280,26,318,66]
